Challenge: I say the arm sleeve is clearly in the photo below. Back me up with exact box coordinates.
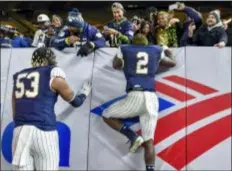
[117,21,134,44]
[219,28,228,44]
[185,25,203,46]
[89,26,106,49]
[180,29,189,46]
[184,7,202,24]
[31,30,40,47]
[50,30,70,50]
[50,67,66,92]
[69,93,86,108]
[191,27,202,45]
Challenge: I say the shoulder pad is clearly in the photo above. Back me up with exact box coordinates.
[50,67,66,79]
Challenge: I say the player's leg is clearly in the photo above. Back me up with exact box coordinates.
[103,118,144,153]
[140,92,159,171]
[12,126,34,171]
[103,117,137,141]
[12,155,34,171]
[140,114,157,171]
[103,91,144,152]
[32,127,59,171]
[103,117,143,152]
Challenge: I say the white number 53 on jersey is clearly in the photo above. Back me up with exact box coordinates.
[136,52,149,74]
[15,72,40,99]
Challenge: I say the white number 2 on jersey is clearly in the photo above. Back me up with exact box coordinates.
[136,52,149,74]
[15,72,40,99]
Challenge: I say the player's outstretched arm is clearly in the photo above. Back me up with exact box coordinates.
[51,77,91,108]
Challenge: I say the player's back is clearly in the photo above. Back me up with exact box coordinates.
[13,66,58,131]
[121,45,161,92]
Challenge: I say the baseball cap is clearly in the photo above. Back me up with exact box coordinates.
[37,14,50,23]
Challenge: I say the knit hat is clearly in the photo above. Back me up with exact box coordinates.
[209,10,221,24]
[67,9,84,28]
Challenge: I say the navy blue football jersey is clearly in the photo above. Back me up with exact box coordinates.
[13,66,58,131]
[121,45,162,92]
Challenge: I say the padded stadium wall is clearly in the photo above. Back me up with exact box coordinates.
[1,47,231,170]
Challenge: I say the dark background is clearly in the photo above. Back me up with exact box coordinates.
[1,1,232,10]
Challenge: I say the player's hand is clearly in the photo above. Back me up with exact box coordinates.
[69,35,80,45]
[79,81,92,97]
[77,42,95,57]
[214,41,226,48]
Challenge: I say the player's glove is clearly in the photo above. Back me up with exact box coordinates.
[79,81,92,97]
[77,42,95,57]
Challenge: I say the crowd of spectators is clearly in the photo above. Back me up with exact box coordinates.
[1,2,231,53]
[0,25,32,48]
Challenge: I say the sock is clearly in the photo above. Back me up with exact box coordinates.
[119,125,137,142]
[146,164,155,171]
